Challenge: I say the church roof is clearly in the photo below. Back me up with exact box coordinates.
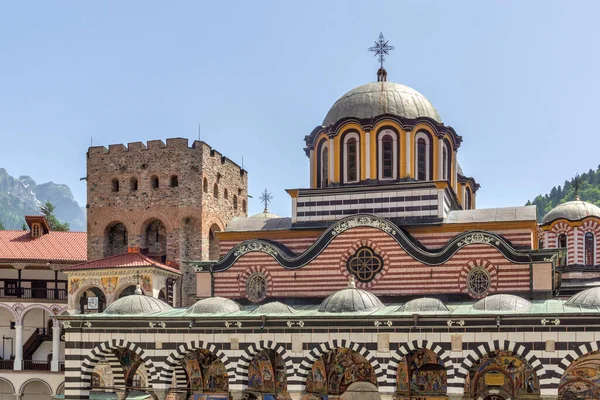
[445,206,537,224]
[61,252,181,274]
[323,81,442,126]
[186,297,241,314]
[226,213,292,231]
[398,297,449,312]
[252,301,296,314]
[542,200,600,224]
[0,230,87,262]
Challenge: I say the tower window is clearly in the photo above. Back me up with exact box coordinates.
[203,178,208,193]
[321,146,329,188]
[442,141,451,181]
[464,187,472,210]
[130,177,138,191]
[112,178,119,193]
[233,195,238,210]
[224,188,229,199]
[417,138,426,180]
[170,175,178,188]
[213,183,219,199]
[242,199,247,213]
[346,137,358,183]
[382,135,393,179]
[151,176,159,189]
[585,232,595,266]
[558,233,567,249]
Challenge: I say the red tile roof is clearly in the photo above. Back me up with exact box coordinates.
[62,253,181,274]
[0,230,87,262]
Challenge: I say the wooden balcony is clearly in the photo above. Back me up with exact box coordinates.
[0,287,67,301]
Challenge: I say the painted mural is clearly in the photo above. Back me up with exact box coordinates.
[101,276,118,295]
[396,348,447,399]
[247,349,287,394]
[181,349,228,394]
[69,277,82,294]
[465,351,539,399]
[114,348,144,387]
[559,350,600,399]
[305,348,377,396]
[141,274,152,293]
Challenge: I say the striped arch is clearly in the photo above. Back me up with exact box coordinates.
[237,265,273,302]
[555,340,600,384]
[97,352,126,391]
[159,340,234,384]
[81,339,159,392]
[173,364,188,388]
[236,340,294,387]
[454,340,547,388]
[458,259,498,299]
[295,339,385,389]
[338,239,390,289]
[386,339,455,384]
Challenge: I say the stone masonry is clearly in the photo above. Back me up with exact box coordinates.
[86,137,248,306]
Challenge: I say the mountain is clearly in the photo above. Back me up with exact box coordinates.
[0,168,86,231]
[527,166,600,222]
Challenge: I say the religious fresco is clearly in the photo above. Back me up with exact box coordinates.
[101,276,118,295]
[465,351,539,399]
[396,348,447,399]
[141,274,152,293]
[69,277,82,294]
[181,349,228,394]
[305,348,377,396]
[113,348,144,387]
[559,350,600,399]
[247,349,287,394]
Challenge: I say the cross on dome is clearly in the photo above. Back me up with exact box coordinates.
[368,32,395,70]
[260,188,273,213]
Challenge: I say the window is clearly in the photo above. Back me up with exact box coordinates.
[213,183,219,199]
[224,188,229,199]
[91,373,101,388]
[130,177,138,191]
[132,373,142,388]
[246,272,268,302]
[464,187,472,210]
[346,137,358,182]
[242,199,247,213]
[151,176,159,189]
[111,178,119,192]
[382,135,394,179]
[170,175,178,188]
[585,232,595,266]
[203,178,208,193]
[417,138,427,180]
[4,280,17,297]
[233,195,238,210]
[346,247,384,283]
[468,267,490,296]
[442,141,450,181]
[558,233,567,249]
[31,223,41,238]
[321,146,329,187]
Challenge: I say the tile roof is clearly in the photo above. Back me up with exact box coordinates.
[0,230,87,262]
[62,252,181,274]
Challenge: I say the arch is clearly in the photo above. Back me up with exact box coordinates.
[18,303,64,325]
[342,132,360,183]
[455,340,546,388]
[56,382,65,395]
[116,284,141,298]
[237,340,294,387]
[159,340,234,384]
[376,128,399,181]
[150,175,159,189]
[316,137,329,188]
[72,285,106,314]
[242,199,247,213]
[103,221,128,258]
[386,339,455,385]
[19,378,52,397]
[224,188,229,199]
[464,186,473,210]
[415,130,433,181]
[296,339,385,390]
[130,177,138,191]
[0,303,17,324]
[141,218,167,262]
[442,138,452,181]
[585,232,595,266]
[233,195,238,210]
[81,339,159,391]
[203,177,208,193]
[209,223,223,261]
[0,377,15,396]
[213,183,219,199]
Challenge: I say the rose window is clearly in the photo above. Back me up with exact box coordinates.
[246,272,268,302]
[346,247,384,283]
[468,267,490,296]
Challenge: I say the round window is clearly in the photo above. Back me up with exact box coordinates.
[346,247,384,283]
[468,267,491,296]
[246,272,268,302]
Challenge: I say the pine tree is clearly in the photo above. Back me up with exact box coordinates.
[40,201,70,231]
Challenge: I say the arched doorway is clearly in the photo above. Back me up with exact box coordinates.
[304,348,379,399]
[464,350,539,400]
[175,348,228,397]
[78,287,106,313]
[104,222,128,257]
[20,379,51,400]
[208,224,221,261]
[245,349,289,399]
[559,350,600,399]
[396,348,447,399]
[143,219,167,263]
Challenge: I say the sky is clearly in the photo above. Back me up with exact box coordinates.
[1,1,599,218]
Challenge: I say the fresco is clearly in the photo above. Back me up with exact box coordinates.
[181,349,228,394]
[559,350,600,399]
[114,348,143,387]
[305,348,376,396]
[247,349,287,394]
[396,348,447,399]
[465,351,539,399]
[101,276,118,295]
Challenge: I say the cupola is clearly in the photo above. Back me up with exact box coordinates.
[103,285,172,315]
[318,277,383,313]
[186,296,241,314]
[472,294,532,312]
[25,215,50,238]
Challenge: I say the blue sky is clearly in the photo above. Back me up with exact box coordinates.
[1,1,599,219]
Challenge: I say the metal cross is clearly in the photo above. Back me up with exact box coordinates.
[368,32,395,69]
[259,188,273,213]
[573,174,582,200]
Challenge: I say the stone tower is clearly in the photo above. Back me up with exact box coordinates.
[86,137,248,306]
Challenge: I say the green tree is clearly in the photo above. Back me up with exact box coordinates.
[40,201,70,231]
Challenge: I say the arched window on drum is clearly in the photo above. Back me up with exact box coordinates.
[415,131,432,181]
[343,133,360,184]
[585,232,595,266]
[317,139,329,188]
[378,129,398,180]
[442,140,452,181]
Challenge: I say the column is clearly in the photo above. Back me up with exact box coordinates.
[14,324,23,370]
[328,137,335,183]
[437,137,443,180]
[365,130,371,179]
[51,320,61,371]
[405,131,411,178]
[453,149,458,188]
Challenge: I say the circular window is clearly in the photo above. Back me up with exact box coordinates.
[346,247,384,283]
[246,272,268,302]
[468,268,490,296]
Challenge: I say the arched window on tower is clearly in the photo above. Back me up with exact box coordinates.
[242,199,247,213]
[378,129,397,180]
[442,141,451,181]
[464,187,472,210]
[585,232,595,266]
[343,134,360,183]
[233,195,238,210]
[151,176,159,189]
[224,188,228,200]
[130,177,138,191]
[415,131,432,181]
[111,178,119,193]
[213,183,219,199]
[558,233,567,249]
[321,145,329,188]
[170,175,178,188]
[203,178,208,193]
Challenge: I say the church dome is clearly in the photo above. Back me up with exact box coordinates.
[323,81,442,126]
[253,301,296,314]
[565,287,600,309]
[542,200,600,224]
[398,297,449,312]
[103,286,172,315]
[472,294,532,312]
[186,297,241,314]
[318,277,383,313]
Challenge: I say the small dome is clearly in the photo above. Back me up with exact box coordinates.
[323,82,441,126]
[253,301,296,314]
[318,277,383,313]
[398,297,449,312]
[186,297,241,314]
[542,200,600,224]
[104,286,172,315]
[473,294,532,311]
[565,287,600,309]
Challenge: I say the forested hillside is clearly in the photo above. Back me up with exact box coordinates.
[527,166,600,221]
